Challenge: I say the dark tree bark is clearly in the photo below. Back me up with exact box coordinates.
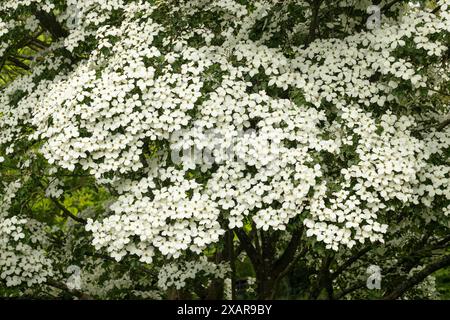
[235,226,304,300]
[383,255,450,300]
[34,10,69,39]
[307,0,323,45]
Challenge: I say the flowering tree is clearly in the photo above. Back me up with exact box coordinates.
[0,0,449,300]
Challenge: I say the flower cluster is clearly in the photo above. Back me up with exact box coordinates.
[86,167,225,261]
[0,181,54,287]
[157,257,230,290]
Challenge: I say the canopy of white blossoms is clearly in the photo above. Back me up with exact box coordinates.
[0,180,54,287]
[0,0,449,270]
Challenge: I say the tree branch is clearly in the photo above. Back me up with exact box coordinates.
[33,176,87,224]
[334,280,366,299]
[272,226,303,277]
[306,0,323,45]
[431,4,443,14]
[332,246,372,280]
[437,118,450,131]
[234,228,260,267]
[313,253,334,299]
[383,254,450,300]
[6,57,30,70]
[50,196,87,224]
[34,10,69,39]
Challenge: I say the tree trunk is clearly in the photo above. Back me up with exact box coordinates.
[256,270,277,300]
